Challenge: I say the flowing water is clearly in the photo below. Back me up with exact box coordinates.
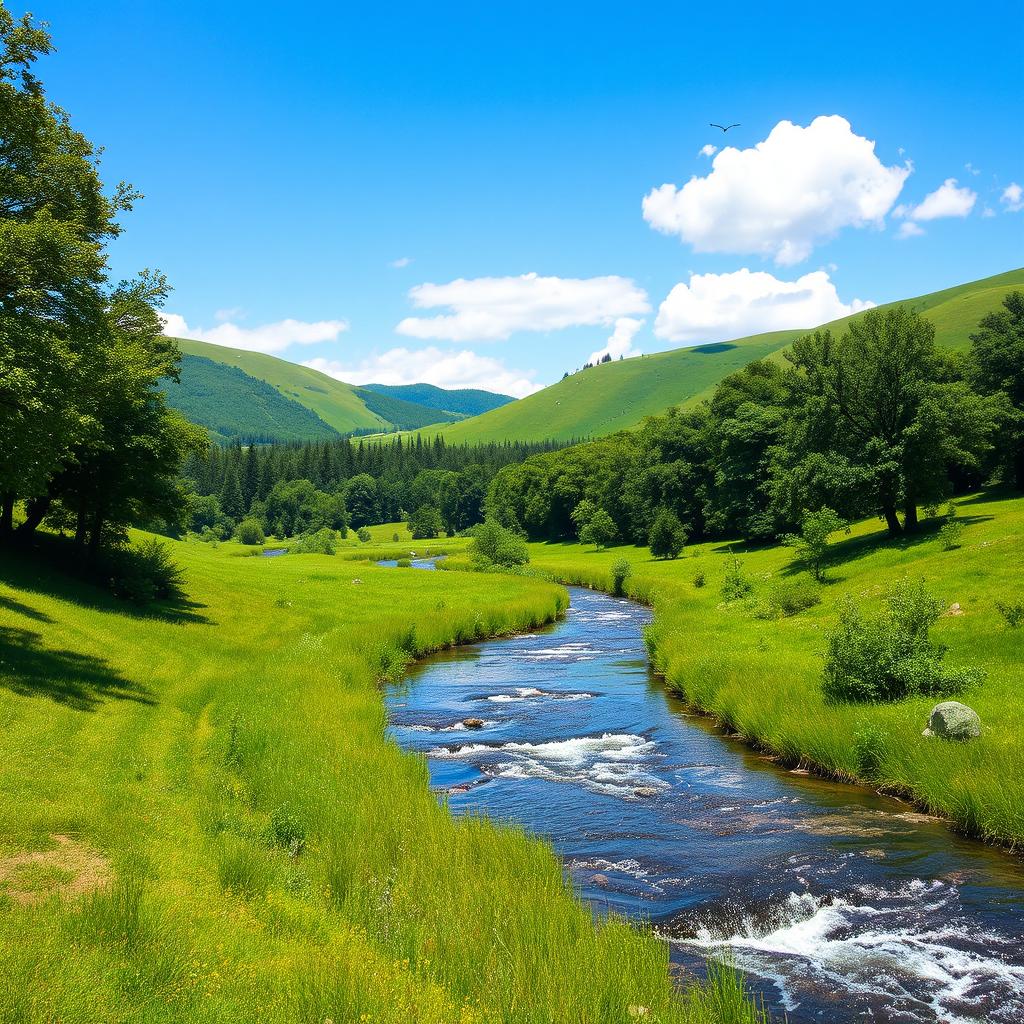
[385,584,1024,1023]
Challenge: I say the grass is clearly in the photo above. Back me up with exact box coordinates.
[525,490,1024,848]
[404,267,1024,445]
[0,532,764,1022]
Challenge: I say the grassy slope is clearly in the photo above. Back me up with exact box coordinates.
[0,537,760,1023]
[364,383,516,417]
[524,491,1024,848]
[415,268,1024,444]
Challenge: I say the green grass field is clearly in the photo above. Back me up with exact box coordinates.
[524,491,1024,848]
[406,268,1024,445]
[0,534,763,1023]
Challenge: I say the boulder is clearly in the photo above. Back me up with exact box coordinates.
[923,701,981,741]
[462,718,485,729]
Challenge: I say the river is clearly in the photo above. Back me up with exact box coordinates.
[385,583,1024,1023]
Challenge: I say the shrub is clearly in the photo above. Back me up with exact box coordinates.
[938,520,964,551]
[392,532,400,542]
[996,600,1024,628]
[106,539,185,605]
[785,506,847,581]
[648,509,687,559]
[693,571,706,588]
[356,527,371,543]
[235,518,265,546]
[470,520,529,568]
[768,575,822,617]
[291,529,336,555]
[721,556,752,602]
[610,558,632,597]
[823,578,985,703]
[396,558,412,568]
[267,804,306,857]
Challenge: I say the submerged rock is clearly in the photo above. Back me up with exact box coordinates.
[462,717,485,729]
[923,701,981,740]
[633,786,659,798]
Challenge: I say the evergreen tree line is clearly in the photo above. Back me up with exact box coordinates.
[182,435,566,539]
[0,11,205,555]
[486,299,1024,548]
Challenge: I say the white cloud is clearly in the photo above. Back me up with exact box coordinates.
[214,306,245,322]
[588,317,644,364]
[161,313,348,355]
[389,256,413,268]
[982,206,996,219]
[654,268,873,344]
[698,144,717,158]
[305,348,540,399]
[965,162,981,176]
[897,221,926,239]
[1001,182,1023,213]
[900,178,976,221]
[396,272,650,342]
[642,115,910,265]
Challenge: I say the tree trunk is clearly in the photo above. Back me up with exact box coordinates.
[0,493,13,537]
[882,505,903,536]
[16,495,51,537]
[903,501,919,531]
[74,505,88,548]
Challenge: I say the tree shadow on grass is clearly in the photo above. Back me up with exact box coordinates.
[0,626,154,710]
[0,543,211,626]
[0,593,54,623]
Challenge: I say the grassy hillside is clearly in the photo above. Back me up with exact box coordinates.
[164,355,341,444]
[521,490,1024,848]
[0,536,762,1023]
[364,382,516,417]
[415,268,1024,445]
[357,386,463,430]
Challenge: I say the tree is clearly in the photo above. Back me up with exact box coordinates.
[580,508,616,550]
[971,291,1024,489]
[570,499,597,537]
[235,518,265,545]
[409,504,443,539]
[344,473,380,528]
[785,506,847,581]
[648,509,687,559]
[471,520,529,567]
[220,462,245,520]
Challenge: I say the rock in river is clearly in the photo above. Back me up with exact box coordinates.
[462,718,485,729]
[923,701,981,740]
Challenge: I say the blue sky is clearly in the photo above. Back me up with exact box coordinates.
[31,1,1024,396]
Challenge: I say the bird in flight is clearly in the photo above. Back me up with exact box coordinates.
[709,123,740,132]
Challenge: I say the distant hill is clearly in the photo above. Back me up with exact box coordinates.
[363,382,515,417]
[163,355,340,444]
[404,268,1024,445]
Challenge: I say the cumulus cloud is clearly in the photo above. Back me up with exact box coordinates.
[698,144,717,158]
[654,268,873,344]
[897,221,926,239]
[588,317,644,364]
[1001,182,1023,213]
[389,256,413,268]
[305,348,540,399]
[898,178,977,221]
[161,313,348,355]
[396,272,650,342]
[642,115,910,265]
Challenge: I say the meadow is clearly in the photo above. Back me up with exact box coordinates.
[523,491,1024,848]
[0,533,763,1023]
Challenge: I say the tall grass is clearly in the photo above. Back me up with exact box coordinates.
[527,491,1024,848]
[0,534,759,1021]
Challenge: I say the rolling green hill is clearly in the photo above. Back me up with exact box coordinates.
[407,268,1024,444]
[164,355,341,444]
[363,382,515,417]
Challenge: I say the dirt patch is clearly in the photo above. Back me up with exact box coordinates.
[0,834,111,906]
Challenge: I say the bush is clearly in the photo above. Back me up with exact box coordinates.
[768,575,822,617]
[356,527,371,543]
[785,506,847,581]
[938,520,964,551]
[721,556,752,602]
[693,571,706,588]
[396,558,412,568]
[106,539,185,605]
[291,529,336,555]
[996,600,1024,628]
[823,578,985,703]
[392,532,400,542]
[235,518,265,546]
[470,520,529,568]
[648,509,687,559]
[610,558,632,597]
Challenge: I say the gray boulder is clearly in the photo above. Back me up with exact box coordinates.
[923,701,981,741]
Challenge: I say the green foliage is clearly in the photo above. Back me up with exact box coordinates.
[852,720,888,779]
[396,558,412,568]
[408,504,443,540]
[721,556,752,602]
[693,571,706,588]
[648,509,687,559]
[579,508,616,550]
[291,529,336,555]
[235,518,265,546]
[105,538,185,605]
[610,558,632,597]
[785,507,847,581]
[823,578,985,703]
[470,520,529,568]
[939,520,964,551]
[362,382,514,417]
[768,575,822,616]
[356,527,371,543]
[264,479,348,538]
[996,600,1024,628]
[266,804,306,857]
